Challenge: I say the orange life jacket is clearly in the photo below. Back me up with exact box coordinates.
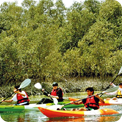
[84,96,99,109]
[17,91,30,104]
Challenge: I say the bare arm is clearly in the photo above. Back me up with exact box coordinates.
[2,99,13,103]
[110,83,116,87]
[95,94,104,103]
[48,94,59,99]
[71,100,83,105]
[105,91,117,95]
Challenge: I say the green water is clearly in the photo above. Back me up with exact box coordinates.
[0,92,122,122]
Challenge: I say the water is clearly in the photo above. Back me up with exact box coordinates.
[1,92,122,122]
[1,111,122,122]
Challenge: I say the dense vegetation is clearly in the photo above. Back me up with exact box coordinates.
[0,0,122,85]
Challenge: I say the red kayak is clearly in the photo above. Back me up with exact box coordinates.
[38,107,119,118]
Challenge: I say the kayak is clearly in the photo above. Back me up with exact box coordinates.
[103,99,122,105]
[38,107,119,118]
[0,103,68,112]
[0,104,47,112]
[0,101,84,112]
[3,96,122,112]
[69,97,122,106]
[4,96,122,112]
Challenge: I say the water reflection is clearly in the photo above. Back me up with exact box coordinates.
[1,109,122,122]
[116,116,122,122]
[0,112,32,122]
[45,116,121,122]
[0,110,47,122]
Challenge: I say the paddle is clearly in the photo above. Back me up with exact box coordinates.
[55,86,119,110]
[104,66,122,90]
[100,66,122,97]
[0,79,31,104]
[34,82,48,96]
[18,79,31,89]
[34,82,58,105]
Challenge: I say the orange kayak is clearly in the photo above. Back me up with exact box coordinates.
[68,97,121,106]
[38,107,119,118]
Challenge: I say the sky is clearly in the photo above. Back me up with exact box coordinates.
[0,0,122,8]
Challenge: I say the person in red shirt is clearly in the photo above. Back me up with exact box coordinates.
[37,82,63,104]
[2,85,30,105]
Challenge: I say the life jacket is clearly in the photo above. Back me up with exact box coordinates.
[116,89,122,98]
[84,96,99,109]
[51,87,63,100]
[17,91,30,104]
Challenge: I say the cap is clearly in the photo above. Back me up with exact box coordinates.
[52,82,58,86]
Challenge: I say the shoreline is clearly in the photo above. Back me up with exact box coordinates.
[0,77,121,98]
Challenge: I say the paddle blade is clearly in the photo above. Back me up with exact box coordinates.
[52,98,58,105]
[19,79,31,89]
[118,66,122,75]
[103,86,119,93]
[34,83,42,89]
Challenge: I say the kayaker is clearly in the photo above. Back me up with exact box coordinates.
[71,87,104,111]
[37,82,63,104]
[2,85,30,105]
[105,83,122,100]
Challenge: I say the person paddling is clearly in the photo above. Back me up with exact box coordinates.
[71,87,104,111]
[105,83,122,100]
[2,85,30,105]
[37,82,63,104]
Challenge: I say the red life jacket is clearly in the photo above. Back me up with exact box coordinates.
[84,96,99,109]
[51,88,63,100]
[17,91,30,104]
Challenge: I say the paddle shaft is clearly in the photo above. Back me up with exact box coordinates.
[62,86,119,107]
[63,92,103,106]
[100,75,118,97]
[100,66,122,97]
[34,84,53,100]
[103,66,122,91]
[0,94,14,104]
[40,85,59,101]
[104,75,118,91]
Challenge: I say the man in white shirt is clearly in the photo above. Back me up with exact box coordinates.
[105,83,122,100]
[2,85,30,105]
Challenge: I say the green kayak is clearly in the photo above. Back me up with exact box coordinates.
[0,102,84,112]
[0,104,49,112]
[0,105,25,112]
